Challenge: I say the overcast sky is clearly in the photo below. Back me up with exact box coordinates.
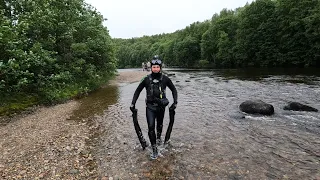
[85,0,254,38]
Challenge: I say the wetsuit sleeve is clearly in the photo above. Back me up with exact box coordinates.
[166,77,178,104]
[131,76,146,105]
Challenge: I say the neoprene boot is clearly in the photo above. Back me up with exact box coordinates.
[150,145,158,160]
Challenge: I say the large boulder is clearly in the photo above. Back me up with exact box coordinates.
[239,100,274,115]
[283,102,318,112]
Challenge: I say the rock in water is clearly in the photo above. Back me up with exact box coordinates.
[283,102,318,112]
[239,100,274,115]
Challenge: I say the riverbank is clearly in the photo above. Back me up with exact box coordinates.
[0,70,148,179]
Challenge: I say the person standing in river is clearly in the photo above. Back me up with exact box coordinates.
[130,55,178,159]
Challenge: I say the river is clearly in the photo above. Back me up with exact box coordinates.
[72,68,320,179]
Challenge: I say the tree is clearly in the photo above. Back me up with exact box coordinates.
[1,0,116,104]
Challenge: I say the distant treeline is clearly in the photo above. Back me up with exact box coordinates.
[0,0,116,114]
[114,0,320,69]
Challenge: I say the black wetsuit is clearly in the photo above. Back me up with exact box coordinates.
[131,72,178,146]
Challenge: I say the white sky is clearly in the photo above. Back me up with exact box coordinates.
[85,0,254,38]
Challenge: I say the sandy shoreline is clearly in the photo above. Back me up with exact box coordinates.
[110,70,149,84]
[0,70,148,179]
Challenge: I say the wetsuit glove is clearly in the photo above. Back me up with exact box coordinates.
[169,103,177,111]
[130,104,136,112]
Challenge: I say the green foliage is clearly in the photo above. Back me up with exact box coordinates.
[198,60,210,68]
[0,0,116,115]
[114,21,211,68]
[114,0,320,69]
[2,0,319,115]
[0,93,38,116]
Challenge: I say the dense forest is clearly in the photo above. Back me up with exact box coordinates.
[115,0,320,69]
[0,0,116,114]
[1,0,319,114]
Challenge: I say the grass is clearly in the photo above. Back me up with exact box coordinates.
[0,72,116,117]
[0,93,39,116]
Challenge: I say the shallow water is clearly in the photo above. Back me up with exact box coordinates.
[74,68,320,179]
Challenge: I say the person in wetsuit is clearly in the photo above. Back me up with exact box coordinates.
[130,55,178,159]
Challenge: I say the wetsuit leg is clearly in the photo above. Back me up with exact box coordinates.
[146,107,157,146]
[156,107,165,139]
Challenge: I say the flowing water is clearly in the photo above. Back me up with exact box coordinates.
[73,68,320,179]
